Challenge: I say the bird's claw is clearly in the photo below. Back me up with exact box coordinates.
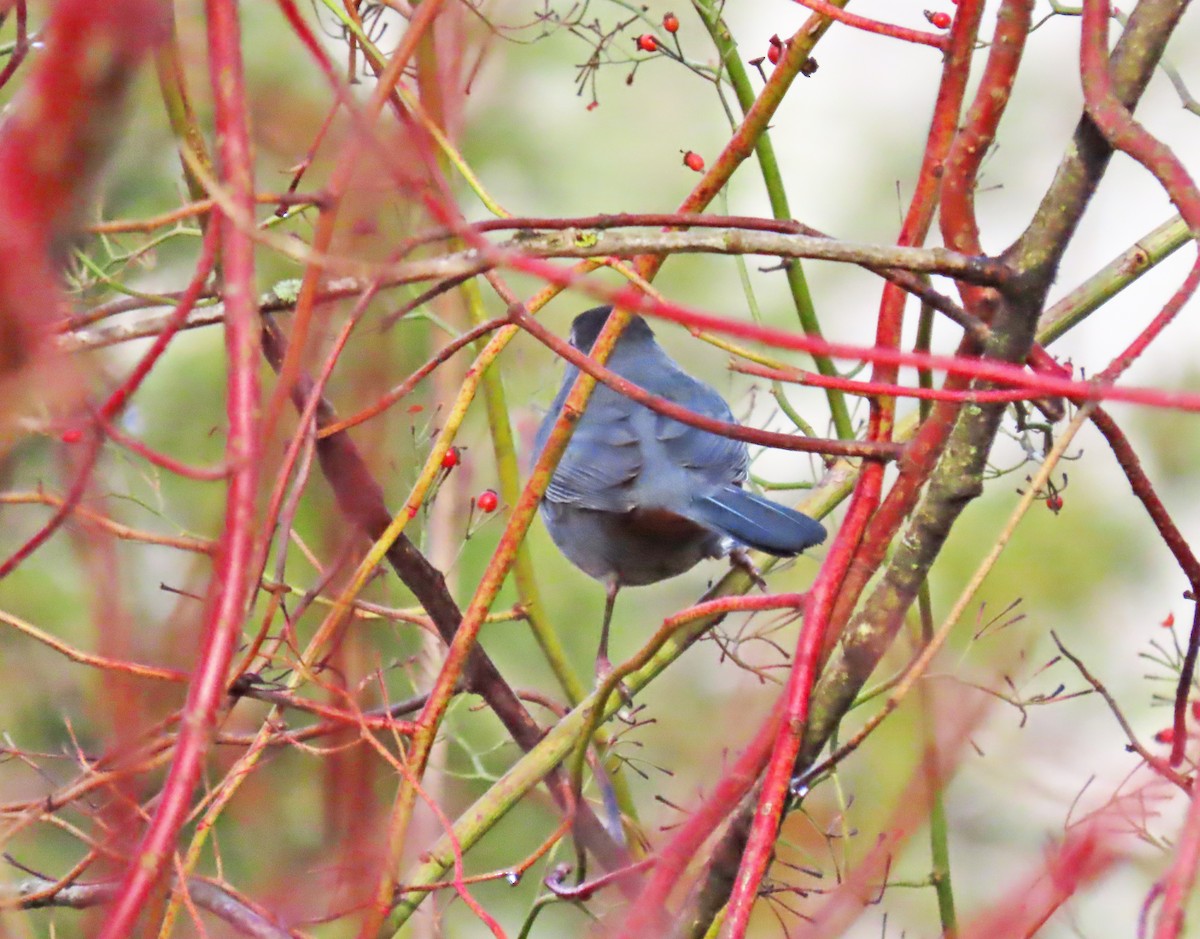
[730,548,768,590]
[595,656,634,710]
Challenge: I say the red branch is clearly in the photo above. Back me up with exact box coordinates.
[722,480,879,936]
[715,7,985,928]
[98,0,262,933]
[615,700,784,936]
[1154,603,1200,939]
[511,307,903,460]
[483,253,1200,414]
[940,0,1033,315]
[735,360,1038,404]
[0,0,165,582]
[0,0,163,371]
[791,0,950,50]
[0,2,30,92]
[1078,0,1200,791]
[959,819,1120,937]
[1080,0,1200,238]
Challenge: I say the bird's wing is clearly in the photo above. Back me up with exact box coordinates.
[537,381,645,511]
[652,370,749,487]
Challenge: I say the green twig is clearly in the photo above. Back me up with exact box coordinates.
[692,0,855,439]
[917,582,958,937]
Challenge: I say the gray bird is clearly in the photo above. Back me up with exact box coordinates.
[535,306,827,679]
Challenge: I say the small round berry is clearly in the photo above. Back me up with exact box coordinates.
[682,150,705,172]
[662,12,679,33]
[636,34,659,53]
[61,428,83,444]
[441,447,460,469]
[1045,493,1063,513]
[927,10,952,28]
[767,34,784,65]
[477,489,499,513]
[1154,727,1176,745]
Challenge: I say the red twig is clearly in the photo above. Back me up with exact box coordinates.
[485,253,1200,414]
[1080,0,1200,238]
[940,0,1033,313]
[0,0,166,580]
[546,857,656,902]
[0,1,30,91]
[1078,0,1200,790]
[1088,406,1200,768]
[1154,603,1200,939]
[941,0,1033,256]
[98,0,262,932]
[722,6,988,930]
[318,315,509,437]
[615,702,784,936]
[722,482,878,936]
[511,306,903,461]
[735,361,1041,404]
[1080,0,1200,380]
[791,0,950,50]
[0,431,104,579]
[97,222,219,421]
[958,818,1120,937]
[98,415,230,482]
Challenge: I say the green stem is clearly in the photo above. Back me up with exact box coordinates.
[917,582,958,937]
[1037,214,1190,345]
[916,297,935,423]
[693,0,855,440]
[153,5,212,208]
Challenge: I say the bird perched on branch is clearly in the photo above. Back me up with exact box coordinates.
[535,306,826,681]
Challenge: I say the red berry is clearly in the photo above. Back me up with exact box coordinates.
[1154,727,1176,745]
[1163,612,1177,628]
[767,34,784,65]
[636,34,658,53]
[1046,493,1063,513]
[663,12,679,33]
[927,10,952,28]
[441,447,460,469]
[682,150,705,172]
[477,489,499,513]
[60,429,83,444]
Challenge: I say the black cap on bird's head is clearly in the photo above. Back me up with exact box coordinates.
[568,306,656,353]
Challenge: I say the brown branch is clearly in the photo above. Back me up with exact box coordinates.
[1,872,294,939]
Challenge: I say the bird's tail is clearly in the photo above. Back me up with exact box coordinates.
[691,486,826,556]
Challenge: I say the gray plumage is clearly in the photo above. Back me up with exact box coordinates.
[535,307,826,595]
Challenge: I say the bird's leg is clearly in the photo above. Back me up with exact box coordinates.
[730,547,767,590]
[596,577,620,683]
[595,578,634,708]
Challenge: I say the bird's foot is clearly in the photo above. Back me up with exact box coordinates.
[595,655,634,710]
[730,548,767,590]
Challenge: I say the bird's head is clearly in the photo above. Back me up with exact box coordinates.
[568,306,656,353]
